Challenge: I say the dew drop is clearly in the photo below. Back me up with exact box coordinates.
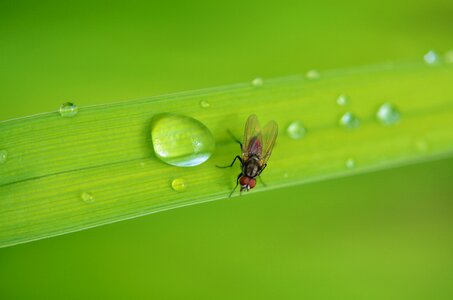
[445,50,453,64]
[376,102,401,125]
[81,192,95,203]
[415,138,428,152]
[59,102,78,117]
[336,94,349,106]
[424,50,440,65]
[306,69,320,80]
[151,113,215,167]
[286,120,306,140]
[345,158,356,169]
[0,150,8,164]
[252,77,264,87]
[200,100,211,108]
[283,172,289,179]
[171,178,187,192]
[339,112,360,129]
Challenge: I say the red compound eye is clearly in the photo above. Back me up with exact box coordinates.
[239,176,249,186]
[248,179,256,188]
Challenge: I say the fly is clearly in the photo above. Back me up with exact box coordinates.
[218,114,278,197]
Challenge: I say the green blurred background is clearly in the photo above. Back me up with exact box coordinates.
[1,0,453,299]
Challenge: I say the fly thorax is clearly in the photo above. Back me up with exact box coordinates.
[244,157,260,178]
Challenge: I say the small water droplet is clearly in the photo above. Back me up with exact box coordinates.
[252,77,264,87]
[424,50,440,65]
[0,150,8,164]
[445,50,453,64]
[306,70,320,80]
[200,100,211,108]
[345,158,356,169]
[59,102,78,117]
[171,178,187,192]
[283,172,289,178]
[81,192,95,203]
[286,121,306,139]
[376,103,401,125]
[415,138,428,152]
[339,112,360,129]
[336,94,349,106]
[151,113,215,167]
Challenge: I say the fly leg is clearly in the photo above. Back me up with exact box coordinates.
[220,129,244,197]
[229,173,242,198]
[257,176,267,187]
[257,164,267,175]
[227,129,243,150]
[216,155,242,168]
[257,164,268,186]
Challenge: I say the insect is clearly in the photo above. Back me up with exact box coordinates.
[218,114,278,197]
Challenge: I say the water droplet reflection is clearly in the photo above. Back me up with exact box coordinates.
[59,102,78,117]
[286,121,306,140]
[339,112,360,129]
[345,158,356,169]
[376,103,401,125]
[151,113,215,167]
[415,139,428,152]
[252,78,264,87]
[445,50,453,64]
[171,178,187,192]
[0,150,8,164]
[424,50,440,65]
[336,94,349,106]
[81,192,95,203]
[200,100,211,108]
[306,70,320,80]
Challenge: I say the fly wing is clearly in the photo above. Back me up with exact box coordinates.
[242,114,262,160]
[259,120,278,165]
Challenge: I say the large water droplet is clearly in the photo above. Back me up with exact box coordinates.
[376,103,401,125]
[199,100,211,108]
[339,112,360,129]
[336,94,349,106]
[151,113,215,167]
[81,192,95,203]
[286,121,306,139]
[252,77,264,87]
[0,150,8,164]
[345,158,356,169]
[424,50,440,65]
[306,70,320,80]
[171,178,187,192]
[59,102,78,117]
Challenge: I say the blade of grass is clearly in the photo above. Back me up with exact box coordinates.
[1,61,453,248]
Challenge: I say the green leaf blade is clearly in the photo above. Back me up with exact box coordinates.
[1,62,453,247]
